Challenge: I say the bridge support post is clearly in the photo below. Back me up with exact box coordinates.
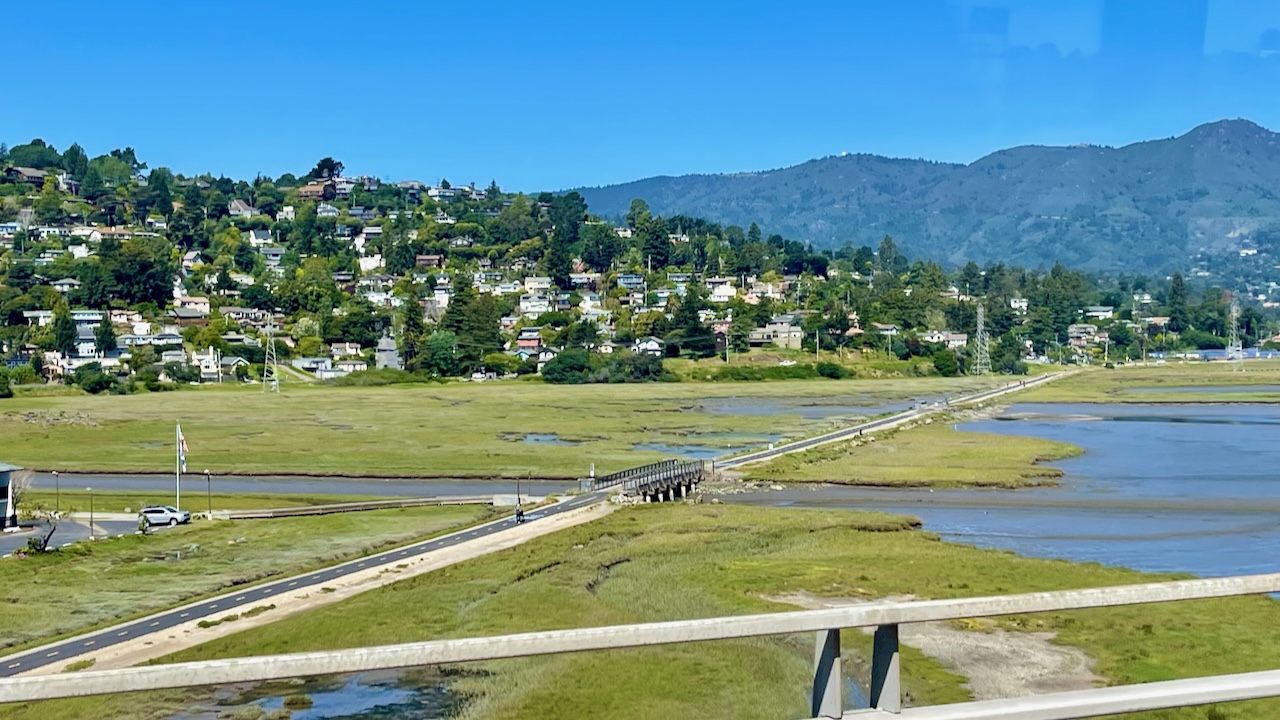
[811,628,841,719]
[870,623,901,713]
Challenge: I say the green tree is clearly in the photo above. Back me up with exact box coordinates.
[400,299,425,368]
[546,191,585,287]
[932,348,959,377]
[0,369,11,399]
[308,157,343,179]
[638,218,669,269]
[541,348,592,384]
[582,222,623,272]
[61,143,89,179]
[95,320,117,354]
[6,139,61,168]
[1168,272,1189,332]
[422,330,460,376]
[112,237,176,305]
[626,199,651,229]
[52,307,76,357]
[34,176,64,225]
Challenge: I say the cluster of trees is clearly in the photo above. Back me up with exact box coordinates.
[541,350,671,384]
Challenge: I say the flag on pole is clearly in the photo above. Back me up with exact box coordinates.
[177,424,189,473]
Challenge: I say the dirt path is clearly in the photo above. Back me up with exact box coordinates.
[24,502,614,676]
[764,591,1100,700]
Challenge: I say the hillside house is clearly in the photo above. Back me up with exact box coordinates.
[633,336,666,357]
[51,278,81,294]
[516,327,543,350]
[228,199,257,218]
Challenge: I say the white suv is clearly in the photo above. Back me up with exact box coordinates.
[139,506,191,527]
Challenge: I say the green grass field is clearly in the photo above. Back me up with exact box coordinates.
[0,504,488,654]
[23,489,382,514]
[10,504,1277,720]
[1021,360,1280,402]
[0,377,1003,477]
[745,421,1082,487]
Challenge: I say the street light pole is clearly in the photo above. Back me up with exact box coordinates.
[53,471,59,514]
[205,469,212,520]
[87,487,94,541]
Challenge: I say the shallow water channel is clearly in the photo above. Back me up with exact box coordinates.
[729,402,1280,577]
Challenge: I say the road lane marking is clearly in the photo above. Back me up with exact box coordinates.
[7,662,20,669]
[45,651,58,657]
[234,596,245,601]
[149,621,159,627]
[209,604,218,609]
[84,640,95,646]
[117,631,128,637]
[180,612,190,618]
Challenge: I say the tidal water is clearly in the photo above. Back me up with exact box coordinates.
[729,402,1280,577]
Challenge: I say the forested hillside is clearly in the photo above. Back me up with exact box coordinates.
[576,119,1280,272]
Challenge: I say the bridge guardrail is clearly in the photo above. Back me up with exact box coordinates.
[3,571,1278,718]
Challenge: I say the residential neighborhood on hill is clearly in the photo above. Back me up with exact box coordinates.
[0,140,1271,397]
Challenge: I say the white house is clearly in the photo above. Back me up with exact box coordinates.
[524,276,552,293]
[51,278,81,294]
[710,284,738,304]
[520,294,551,317]
[633,336,665,356]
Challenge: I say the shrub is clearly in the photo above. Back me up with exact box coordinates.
[541,349,593,384]
[815,361,847,379]
[931,349,959,377]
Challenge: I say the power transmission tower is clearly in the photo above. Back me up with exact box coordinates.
[1227,297,1243,367]
[972,303,991,375]
[262,321,281,393]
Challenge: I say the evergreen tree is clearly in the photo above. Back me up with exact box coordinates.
[1168,272,1189,332]
[61,143,89,179]
[638,218,669,269]
[52,307,76,357]
[95,320,117,354]
[400,297,425,368]
[626,198,651,229]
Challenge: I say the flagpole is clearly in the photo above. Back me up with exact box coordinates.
[175,424,181,510]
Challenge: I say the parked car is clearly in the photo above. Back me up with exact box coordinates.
[139,506,191,527]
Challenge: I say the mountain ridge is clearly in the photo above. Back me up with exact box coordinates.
[572,119,1280,272]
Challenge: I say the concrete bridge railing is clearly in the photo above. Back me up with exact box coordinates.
[3,572,1279,719]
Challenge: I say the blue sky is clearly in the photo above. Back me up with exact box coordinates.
[7,1,1280,190]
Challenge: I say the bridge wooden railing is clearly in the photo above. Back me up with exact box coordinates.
[3,572,1279,719]
[591,458,703,495]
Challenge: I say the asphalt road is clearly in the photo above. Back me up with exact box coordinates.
[717,373,1062,470]
[0,520,141,557]
[0,491,607,677]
